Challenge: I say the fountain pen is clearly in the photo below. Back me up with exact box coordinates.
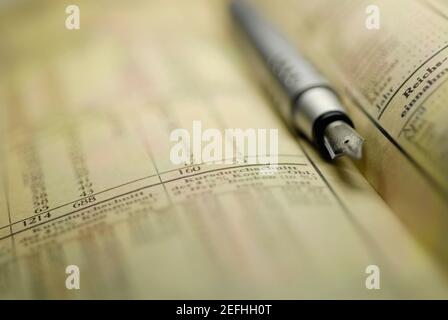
[230,0,364,160]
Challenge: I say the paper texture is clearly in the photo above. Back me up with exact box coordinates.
[0,0,447,298]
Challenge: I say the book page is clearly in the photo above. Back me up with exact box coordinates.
[0,0,447,298]
[259,0,448,265]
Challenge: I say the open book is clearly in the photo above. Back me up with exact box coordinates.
[0,0,447,298]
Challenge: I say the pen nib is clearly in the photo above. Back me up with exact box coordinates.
[323,121,365,160]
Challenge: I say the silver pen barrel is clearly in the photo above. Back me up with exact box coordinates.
[230,0,364,159]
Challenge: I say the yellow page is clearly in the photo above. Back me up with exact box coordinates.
[0,0,447,298]
[260,0,448,265]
